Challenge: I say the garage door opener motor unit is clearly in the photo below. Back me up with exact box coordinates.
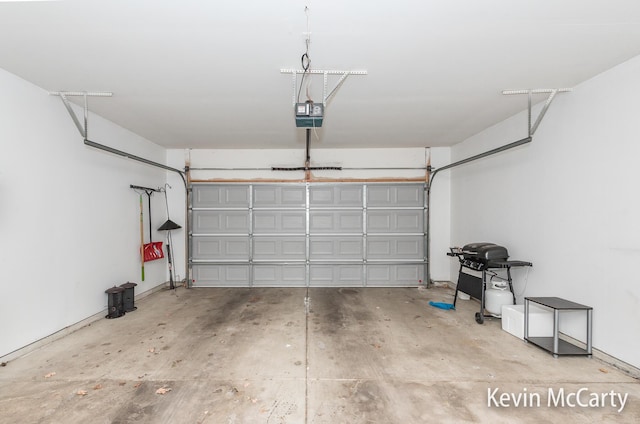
[295,101,323,127]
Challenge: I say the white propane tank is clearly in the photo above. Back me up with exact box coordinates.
[485,277,513,317]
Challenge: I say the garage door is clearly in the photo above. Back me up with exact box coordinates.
[189,183,427,287]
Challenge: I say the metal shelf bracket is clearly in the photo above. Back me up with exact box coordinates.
[49,91,113,139]
[502,88,572,137]
[280,68,367,107]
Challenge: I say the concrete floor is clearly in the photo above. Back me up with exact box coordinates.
[1,286,638,424]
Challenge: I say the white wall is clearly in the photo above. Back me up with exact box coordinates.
[166,146,451,284]
[450,55,640,368]
[0,69,168,358]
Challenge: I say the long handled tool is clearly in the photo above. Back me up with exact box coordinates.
[158,184,182,290]
[142,188,164,261]
[131,185,164,282]
[139,192,145,281]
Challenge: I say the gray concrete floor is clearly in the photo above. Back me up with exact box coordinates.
[1,286,638,423]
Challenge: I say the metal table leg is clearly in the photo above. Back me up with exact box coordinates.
[524,298,529,341]
[586,309,593,357]
[553,309,559,358]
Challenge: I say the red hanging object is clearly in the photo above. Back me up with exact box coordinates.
[143,241,164,261]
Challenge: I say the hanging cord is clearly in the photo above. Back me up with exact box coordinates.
[514,266,531,298]
[297,6,312,104]
[297,52,310,102]
[312,99,321,141]
[304,6,313,102]
[304,48,313,102]
[160,183,172,219]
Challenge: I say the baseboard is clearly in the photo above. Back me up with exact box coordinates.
[0,283,167,363]
[431,280,454,289]
[558,333,640,380]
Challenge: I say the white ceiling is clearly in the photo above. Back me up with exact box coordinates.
[2,0,640,149]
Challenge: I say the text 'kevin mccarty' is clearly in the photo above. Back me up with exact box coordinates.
[487,387,629,413]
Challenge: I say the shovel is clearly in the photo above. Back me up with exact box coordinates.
[142,189,164,262]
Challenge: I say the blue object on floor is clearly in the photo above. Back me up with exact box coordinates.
[429,301,455,310]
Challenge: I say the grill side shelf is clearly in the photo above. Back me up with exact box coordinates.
[487,259,533,268]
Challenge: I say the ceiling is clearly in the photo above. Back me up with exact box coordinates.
[1,0,640,149]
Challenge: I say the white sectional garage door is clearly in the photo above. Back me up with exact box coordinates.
[189,183,426,287]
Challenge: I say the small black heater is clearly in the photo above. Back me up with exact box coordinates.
[105,286,125,319]
[119,282,138,312]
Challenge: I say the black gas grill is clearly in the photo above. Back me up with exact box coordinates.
[448,243,532,324]
[455,242,510,270]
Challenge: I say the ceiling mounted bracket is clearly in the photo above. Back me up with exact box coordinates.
[49,91,113,139]
[280,69,367,107]
[502,88,572,137]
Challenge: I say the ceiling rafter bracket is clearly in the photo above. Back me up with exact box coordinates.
[48,91,113,139]
[324,71,351,106]
[280,68,367,107]
[502,88,572,136]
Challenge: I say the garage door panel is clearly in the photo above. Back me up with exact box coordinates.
[309,211,363,233]
[193,213,221,234]
[192,185,250,208]
[396,238,423,256]
[253,211,306,234]
[367,213,390,232]
[367,239,391,257]
[192,265,250,287]
[366,264,424,286]
[367,265,390,282]
[253,237,306,260]
[192,211,249,234]
[192,236,250,260]
[253,186,277,206]
[253,265,306,287]
[308,212,332,232]
[366,236,423,259]
[310,236,363,259]
[309,185,362,207]
[367,185,423,207]
[395,185,424,206]
[253,185,305,208]
[310,265,363,287]
[396,212,423,232]
[367,210,423,233]
[367,186,393,206]
[253,213,276,232]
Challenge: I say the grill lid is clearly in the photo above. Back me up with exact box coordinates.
[462,242,509,262]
